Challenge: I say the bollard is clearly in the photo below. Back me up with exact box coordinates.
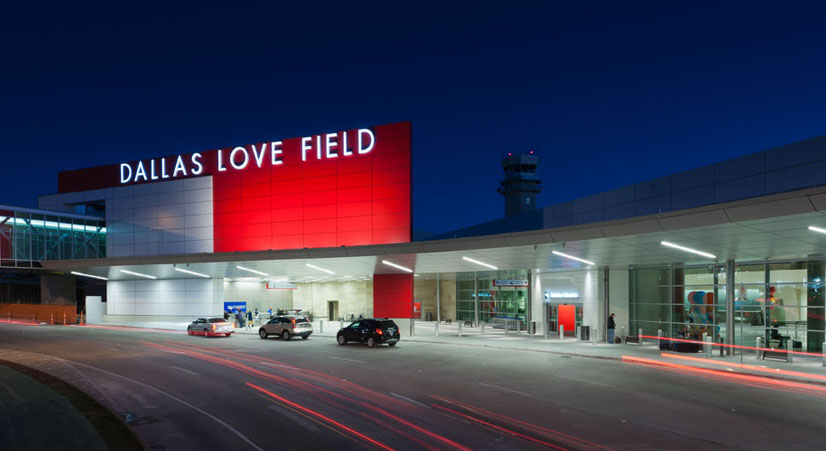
[657,329,662,349]
[592,327,598,345]
[559,325,565,340]
[638,328,643,346]
[435,321,439,337]
[339,320,343,331]
[515,320,520,336]
[504,321,508,334]
[756,337,763,360]
[705,336,712,358]
[788,344,794,363]
[319,321,323,334]
[481,322,485,335]
[620,327,626,344]
[822,342,825,367]
[458,321,463,337]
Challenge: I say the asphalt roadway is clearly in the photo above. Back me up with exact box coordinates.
[1,323,825,451]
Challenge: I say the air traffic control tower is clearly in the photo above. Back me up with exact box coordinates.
[497,151,542,217]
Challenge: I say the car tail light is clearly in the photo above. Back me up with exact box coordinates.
[291,318,296,325]
[211,324,216,331]
[376,328,383,335]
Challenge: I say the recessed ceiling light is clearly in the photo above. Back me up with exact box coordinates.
[71,271,108,281]
[660,241,716,259]
[236,265,269,277]
[174,267,210,278]
[462,256,498,270]
[306,263,335,275]
[808,226,826,235]
[120,269,156,279]
[552,250,595,266]
[382,260,413,273]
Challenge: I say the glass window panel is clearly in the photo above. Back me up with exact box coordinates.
[684,265,715,286]
[735,263,765,284]
[631,268,671,286]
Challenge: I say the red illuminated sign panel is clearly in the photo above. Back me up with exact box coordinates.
[57,122,412,252]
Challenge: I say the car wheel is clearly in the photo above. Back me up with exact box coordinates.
[367,337,376,348]
[282,330,291,341]
[388,342,397,347]
[337,334,346,345]
[259,329,268,339]
[225,333,231,337]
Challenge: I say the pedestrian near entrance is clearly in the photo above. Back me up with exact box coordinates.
[607,313,616,344]
[247,310,253,329]
[236,310,244,328]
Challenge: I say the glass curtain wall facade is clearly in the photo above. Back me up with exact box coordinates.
[0,208,106,267]
[456,270,529,327]
[630,260,826,352]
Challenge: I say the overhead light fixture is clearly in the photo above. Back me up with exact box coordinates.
[382,260,413,273]
[808,226,826,235]
[552,250,595,266]
[660,241,716,259]
[236,265,269,276]
[306,263,335,275]
[174,267,210,278]
[462,256,498,270]
[71,271,108,281]
[120,269,157,279]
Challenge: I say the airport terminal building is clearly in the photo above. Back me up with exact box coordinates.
[2,121,826,352]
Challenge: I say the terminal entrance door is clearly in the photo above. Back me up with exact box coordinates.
[547,304,582,337]
[327,300,339,321]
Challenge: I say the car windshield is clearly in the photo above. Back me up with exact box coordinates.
[295,317,309,323]
[379,320,397,329]
[208,318,227,323]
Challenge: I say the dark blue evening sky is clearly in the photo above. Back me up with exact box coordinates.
[2,2,826,233]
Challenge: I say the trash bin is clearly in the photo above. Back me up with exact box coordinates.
[426,312,433,321]
[579,325,590,341]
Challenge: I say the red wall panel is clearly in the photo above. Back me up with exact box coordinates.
[558,305,576,335]
[58,122,412,253]
[373,273,413,318]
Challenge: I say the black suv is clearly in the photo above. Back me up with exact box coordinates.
[337,319,400,348]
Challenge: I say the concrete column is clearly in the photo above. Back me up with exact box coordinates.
[436,273,441,323]
[473,273,479,327]
[726,259,735,356]
[602,266,610,342]
[527,270,532,334]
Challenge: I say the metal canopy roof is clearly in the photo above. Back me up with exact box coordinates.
[41,186,826,281]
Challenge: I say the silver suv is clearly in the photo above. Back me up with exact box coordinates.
[259,315,312,341]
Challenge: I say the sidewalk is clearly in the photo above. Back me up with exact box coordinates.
[0,362,107,451]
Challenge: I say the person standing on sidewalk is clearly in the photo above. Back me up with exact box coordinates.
[607,313,616,344]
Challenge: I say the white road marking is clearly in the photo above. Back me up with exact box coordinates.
[259,362,299,370]
[549,373,616,387]
[328,356,367,364]
[390,392,431,409]
[170,366,200,376]
[478,382,532,397]
[24,352,265,451]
